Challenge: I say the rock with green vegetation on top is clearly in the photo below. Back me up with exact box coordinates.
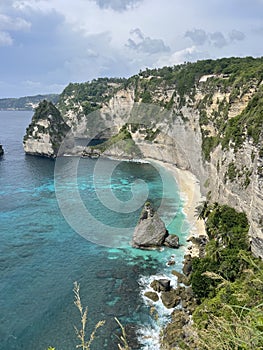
[23,100,71,158]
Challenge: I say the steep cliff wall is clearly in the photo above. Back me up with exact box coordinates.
[23,57,263,257]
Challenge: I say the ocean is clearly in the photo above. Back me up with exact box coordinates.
[0,111,189,350]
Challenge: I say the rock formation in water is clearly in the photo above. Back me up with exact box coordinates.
[131,202,179,249]
[0,144,4,156]
[23,100,71,158]
[23,57,263,258]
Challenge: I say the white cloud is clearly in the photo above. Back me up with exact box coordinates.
[0,14,31,31]
[0,0,262,97]
[0,31,13,46]
[127,28,170,54]
[90,0,143,11]
[156,46,203,68]
[185,28,246,49]
[229,29,245,42]
[210,31,227,48]
[185,29,208,46]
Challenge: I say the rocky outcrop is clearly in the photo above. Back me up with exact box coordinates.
[23,100,71,158]
[144,291,159,302]
[131,202,180,249]
[150,279,171,292]
[0,144,4,156]
[161,290,181,309]
[164,234,180,249]
[131,202,168,249]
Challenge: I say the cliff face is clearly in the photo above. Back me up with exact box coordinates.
[23,57,263,257]
[23,100,71,158]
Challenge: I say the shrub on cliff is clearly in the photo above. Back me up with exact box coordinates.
[189,203,263,349]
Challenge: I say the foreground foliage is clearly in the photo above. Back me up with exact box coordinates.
[190,203,263,349]
[48,282,130,350]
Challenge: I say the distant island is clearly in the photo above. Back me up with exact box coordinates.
[0,94,59,111]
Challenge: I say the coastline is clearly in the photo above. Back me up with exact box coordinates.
[147,159,207,257]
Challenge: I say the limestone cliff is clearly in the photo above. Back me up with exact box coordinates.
[23,57,263,257]
[23,100,71,158]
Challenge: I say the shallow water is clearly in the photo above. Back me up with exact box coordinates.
[0,111,188,350]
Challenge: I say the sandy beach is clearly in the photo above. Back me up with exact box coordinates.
[148,159,207,256]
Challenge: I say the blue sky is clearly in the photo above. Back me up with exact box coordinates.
[0,0,262,98]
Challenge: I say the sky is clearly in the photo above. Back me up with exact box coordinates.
[0,0,262,98]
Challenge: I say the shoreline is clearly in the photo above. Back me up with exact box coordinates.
[147,159,207,257]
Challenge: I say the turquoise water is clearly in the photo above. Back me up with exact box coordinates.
[0,111,188,350]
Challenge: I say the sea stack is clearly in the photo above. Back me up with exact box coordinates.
[23,100,71,158]
[131,202,179,249]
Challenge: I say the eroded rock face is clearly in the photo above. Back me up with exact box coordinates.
[131,203,168,249]
[23,100,71,158]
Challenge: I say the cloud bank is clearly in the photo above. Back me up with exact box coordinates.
[0,0,262,97]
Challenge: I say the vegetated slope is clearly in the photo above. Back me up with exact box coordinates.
[161,204,263,349]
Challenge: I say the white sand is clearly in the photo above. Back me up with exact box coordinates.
[148,159,207,257]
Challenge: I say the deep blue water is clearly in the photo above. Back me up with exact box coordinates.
[0,111,188,350]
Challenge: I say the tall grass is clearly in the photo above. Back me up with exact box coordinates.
[195,304,263,350]
[47,282,131,350]
[73,282,105,350]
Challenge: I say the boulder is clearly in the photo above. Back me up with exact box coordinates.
[150,279,171,292]
[167,259,176,266]
[144,291,159,302]
[164,234,180,248]
[182,255,193,276]
[161,290,181,309]
[172,270,190,286]
[131,202,168,249]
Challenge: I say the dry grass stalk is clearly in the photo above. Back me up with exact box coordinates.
[73,281,105,350]
[115,317,131,350]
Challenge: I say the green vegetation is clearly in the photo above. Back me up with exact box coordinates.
[128,56,263,102]
[195,303,263,350]
[201,136,219,161]
[221,86,263,150]
[0,94,59,110]
[144,127,160,141]
[189,203,263,349]
[58,77,125,115]
[91,124,142,157]
[23,100,70,153]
